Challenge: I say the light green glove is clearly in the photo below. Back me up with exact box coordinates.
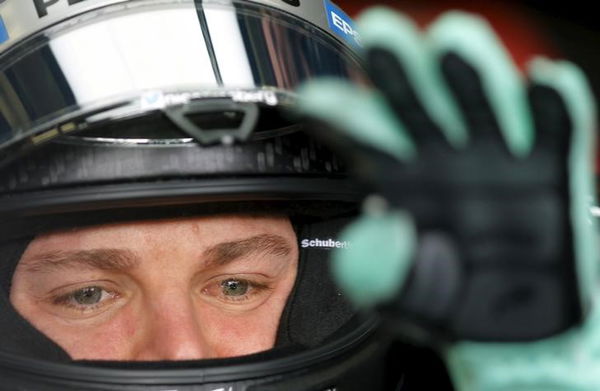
[296,7,598,391]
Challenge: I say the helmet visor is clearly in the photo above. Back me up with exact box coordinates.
[0,0,364,162]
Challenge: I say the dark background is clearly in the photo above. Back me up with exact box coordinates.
[337,0,599,103]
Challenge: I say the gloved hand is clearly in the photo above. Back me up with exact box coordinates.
[295,7,599,391]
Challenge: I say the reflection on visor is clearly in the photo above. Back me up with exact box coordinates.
[0,0,363,158]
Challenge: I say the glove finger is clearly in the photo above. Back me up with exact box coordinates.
[429,12,535,158]
[295,78,416,163]
[331,209,416,308]
[528,58,598,308]
[358,7,467,149]
[528,82,570,152]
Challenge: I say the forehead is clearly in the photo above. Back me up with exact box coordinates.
[24,214,294,253]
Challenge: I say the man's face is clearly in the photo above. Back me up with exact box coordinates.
[9,214,298,361]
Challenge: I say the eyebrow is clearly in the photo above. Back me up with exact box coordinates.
[22,249,139,274]
[202,234,293,268]
[21,234,293,273]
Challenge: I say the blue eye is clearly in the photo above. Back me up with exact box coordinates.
[220,279,250,297]
[53,286,116,312]
[201,276,275,306]
[72,286,104,305]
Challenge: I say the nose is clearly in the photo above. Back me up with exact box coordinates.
[133,293,210,361]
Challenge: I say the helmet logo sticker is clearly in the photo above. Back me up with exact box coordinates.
[141,90,279,111]
[301,238,351,249]
[0,14,7,44]
[323,0,361,49]
[33,0,88,18]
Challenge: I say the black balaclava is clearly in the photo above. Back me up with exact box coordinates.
[0,215,357,364]
[276,217,356,347]
[0,238,71,361]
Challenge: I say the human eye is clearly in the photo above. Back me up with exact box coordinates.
[50,285,119,314]
[201,276,272,305]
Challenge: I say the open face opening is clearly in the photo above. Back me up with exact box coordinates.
[9,214,299,361]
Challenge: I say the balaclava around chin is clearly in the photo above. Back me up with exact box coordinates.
[0,216,357,364]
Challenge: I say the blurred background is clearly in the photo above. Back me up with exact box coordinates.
[337,1,599,99]
[339,0,600,172]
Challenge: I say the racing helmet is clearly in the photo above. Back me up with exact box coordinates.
[0,0,403,389]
